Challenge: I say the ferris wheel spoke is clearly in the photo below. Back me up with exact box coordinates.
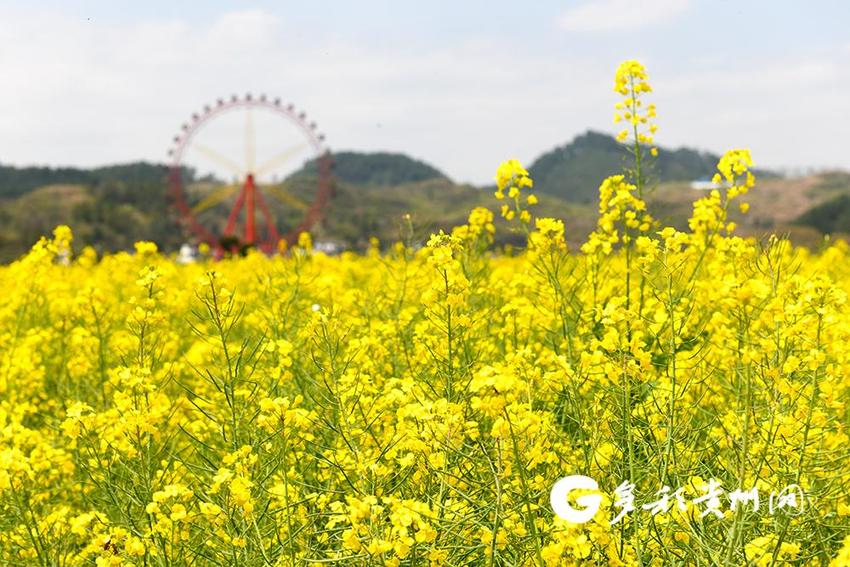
[254,143,309,177]
[192,143,245,177]
[265,184,309,211]
[245,108,256,173]
[191,184,240,215]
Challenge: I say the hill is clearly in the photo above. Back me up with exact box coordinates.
[530,130,752,203]
[0,164,186,261]
[0,153,454,260]
[0,138,847,260]
[0,162,171,199]
[292,151,448,186]
[792,172,850,236]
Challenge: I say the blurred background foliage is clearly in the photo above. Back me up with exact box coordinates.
[0,131,847,261]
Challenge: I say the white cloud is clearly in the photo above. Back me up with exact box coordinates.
[0,8,613,183]
[558,0,691,32]
[0,6,847,183]
[652,53,849,173]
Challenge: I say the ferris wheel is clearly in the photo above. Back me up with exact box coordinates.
[167,94,333,253]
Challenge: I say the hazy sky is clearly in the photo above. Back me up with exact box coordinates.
[0,0,848,183]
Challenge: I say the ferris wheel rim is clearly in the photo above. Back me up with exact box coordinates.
[167,94,329,170]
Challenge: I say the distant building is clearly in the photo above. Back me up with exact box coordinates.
[314,241,344,255]
[690,179,727,191]
[177,244,197,264]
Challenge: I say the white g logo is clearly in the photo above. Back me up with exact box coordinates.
[550,475,602,524]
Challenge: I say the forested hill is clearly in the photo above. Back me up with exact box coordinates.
[291,151,448,186]
[0,162,169,199]
[0,135,842,262]
[530,130,726,203]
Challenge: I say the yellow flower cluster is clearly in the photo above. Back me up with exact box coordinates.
[690,149,756,238]
[494,158,537,225]
[0,60,846,566]
[614,60,659,157]
[581,174,655,256]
